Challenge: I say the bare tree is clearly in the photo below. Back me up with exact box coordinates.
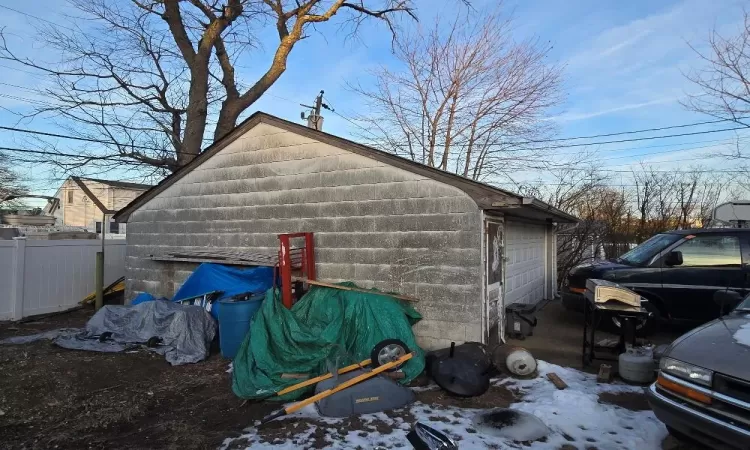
[683,7,750,179]
[684,10,750,125]
[521,163,732,286]
[0,0,415,174]
[516,165,607,287]
[0,154,28,201]
[350,9,563,181]
[632,166,656,240]
[682,171,727,227]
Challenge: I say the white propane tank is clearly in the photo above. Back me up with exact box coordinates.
[619,347,656,383]
[492,345,537,377]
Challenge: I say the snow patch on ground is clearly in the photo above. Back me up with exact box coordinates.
[409,382,440,392]
[734,322,750,347]
[224,360,668,449]
[508,361,666,449]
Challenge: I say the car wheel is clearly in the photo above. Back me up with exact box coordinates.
[602,301,661,337]
[371,338,410,372]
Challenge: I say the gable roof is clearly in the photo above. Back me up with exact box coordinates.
[76,177,152,191]
[113,112,577,223]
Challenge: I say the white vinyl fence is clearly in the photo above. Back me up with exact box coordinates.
[0,238,126,320]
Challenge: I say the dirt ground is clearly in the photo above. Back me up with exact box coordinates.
[0,308,524,450]
[0,307,276,449]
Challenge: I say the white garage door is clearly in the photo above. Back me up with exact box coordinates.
[504,221,546,306]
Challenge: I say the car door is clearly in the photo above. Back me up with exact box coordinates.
[658,233,745,322]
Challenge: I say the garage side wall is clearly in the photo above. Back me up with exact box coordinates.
[125,123,483,350]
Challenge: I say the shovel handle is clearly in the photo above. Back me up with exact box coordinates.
[276,358,371,396]
[284,353,413,416]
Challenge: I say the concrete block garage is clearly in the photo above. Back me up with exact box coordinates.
[114,112,576,349]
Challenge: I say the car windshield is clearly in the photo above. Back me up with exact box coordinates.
[617,233,682,266]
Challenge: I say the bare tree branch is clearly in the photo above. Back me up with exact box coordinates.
[0,0,416,174]
[349,8,563,181]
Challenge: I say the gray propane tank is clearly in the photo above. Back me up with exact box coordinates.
[618,346,656,383]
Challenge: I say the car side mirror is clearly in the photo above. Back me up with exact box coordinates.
[714,290,743,316]
[664,251,683,267]
[406,422,458,450]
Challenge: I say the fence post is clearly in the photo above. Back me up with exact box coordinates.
[95,251,104,311]
[10,238,26,320]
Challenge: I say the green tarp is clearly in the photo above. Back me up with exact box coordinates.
[231,283,425,400]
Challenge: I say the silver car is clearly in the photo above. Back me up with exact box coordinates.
[648,291,750,449]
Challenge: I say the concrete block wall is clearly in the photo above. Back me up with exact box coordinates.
[125,122,484,350]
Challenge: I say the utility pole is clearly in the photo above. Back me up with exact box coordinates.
[301,90,333,131]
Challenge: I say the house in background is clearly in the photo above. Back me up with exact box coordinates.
[114,112,577,349]
[46,177,152,235]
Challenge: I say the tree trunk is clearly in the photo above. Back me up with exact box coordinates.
[179,67,210,166]
[440,95,458,171]
[213,101,242,142]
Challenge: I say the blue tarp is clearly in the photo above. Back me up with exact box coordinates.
[173,263,274,304]
[131,292,156,305]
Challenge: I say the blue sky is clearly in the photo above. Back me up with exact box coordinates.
[0,0,747,203]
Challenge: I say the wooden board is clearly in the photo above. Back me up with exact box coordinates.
[546,372,568,390]
[292,277,419,302]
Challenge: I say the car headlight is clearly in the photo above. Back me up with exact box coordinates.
[660,357,713,386]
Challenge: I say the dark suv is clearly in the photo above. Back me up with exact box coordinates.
[562,228,750,332]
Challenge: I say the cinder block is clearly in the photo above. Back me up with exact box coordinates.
[413,320,467,342]
[415,336,463,351]
[464,325,483,342]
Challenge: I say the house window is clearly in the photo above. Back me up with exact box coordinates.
[67,190,73,204]
[109,221,119,234]
[95,221,102,234]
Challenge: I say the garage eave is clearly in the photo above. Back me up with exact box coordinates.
[486,197,578,224]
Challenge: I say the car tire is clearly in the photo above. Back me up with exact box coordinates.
[600,300,661,337]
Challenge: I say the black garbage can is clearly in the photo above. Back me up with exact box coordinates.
[505,303,537,340]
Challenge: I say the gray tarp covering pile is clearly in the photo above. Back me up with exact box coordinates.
[53,300,217,365]
[0,328,80,345]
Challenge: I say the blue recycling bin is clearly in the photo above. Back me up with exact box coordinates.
[217,295,264,359]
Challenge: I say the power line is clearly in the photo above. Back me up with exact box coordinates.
[513,126,749,149]
[0,124,201,155]
[0,63,48,78]
[331,108,376,139]
[509,139,741,169]
[0,145,130,161]
[538,167,746,174]
[328,107,743,163]
[598,143,726,163]
[0,81,43,93]
[522,117,749,143]
[0,5,78,32]
[0,93,54,107]
[329,102,750,148]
